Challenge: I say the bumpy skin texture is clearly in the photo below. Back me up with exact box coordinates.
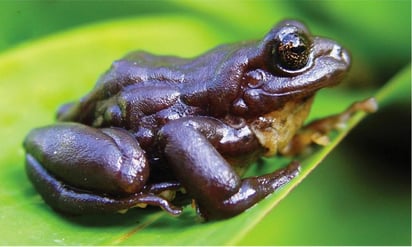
[23,20,351,219]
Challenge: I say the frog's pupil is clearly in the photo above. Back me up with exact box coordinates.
[291,45,306,54]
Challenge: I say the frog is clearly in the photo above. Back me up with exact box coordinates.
[23,20,377,220]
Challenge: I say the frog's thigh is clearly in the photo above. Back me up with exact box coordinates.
[24,122,149,196]
[160,118,241,202]
[159,118,300,219]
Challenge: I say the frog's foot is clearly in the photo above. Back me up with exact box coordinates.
[280,97,378,156]
[26,154,183,216]
[195,161,300,219]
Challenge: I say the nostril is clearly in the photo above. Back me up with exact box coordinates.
[341,48,351,65]
[330,44,350,65]
[330,45,342,59]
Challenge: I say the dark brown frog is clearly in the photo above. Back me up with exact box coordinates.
[23,20,376,220]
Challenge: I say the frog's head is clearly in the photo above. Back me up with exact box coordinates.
[232,20,350,116]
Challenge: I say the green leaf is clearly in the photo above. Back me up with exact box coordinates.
[0,14,409,246]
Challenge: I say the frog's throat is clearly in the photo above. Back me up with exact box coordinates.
[250,97,314,156]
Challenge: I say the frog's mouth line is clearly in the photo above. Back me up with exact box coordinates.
[261,53,350,99]
[252,73,346,103]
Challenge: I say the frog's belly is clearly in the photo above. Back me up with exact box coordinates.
[250,97,314,156]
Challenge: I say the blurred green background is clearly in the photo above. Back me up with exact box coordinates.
[0,0,410,245]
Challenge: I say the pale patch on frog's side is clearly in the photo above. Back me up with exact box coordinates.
[250,97,314,156]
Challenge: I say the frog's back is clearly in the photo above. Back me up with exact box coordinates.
[100,47,237,90]
[100,51,190,90]
[57,45,240,124]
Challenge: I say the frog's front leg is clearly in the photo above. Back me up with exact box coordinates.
[24,123,182,215]
[159,117,300,219]
[280,98,378,156]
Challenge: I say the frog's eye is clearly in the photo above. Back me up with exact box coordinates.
[273,32,310,71]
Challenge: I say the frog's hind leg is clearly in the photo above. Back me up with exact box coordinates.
[159,118,300,219]
[23,122,182,215]
[25,154,182,215]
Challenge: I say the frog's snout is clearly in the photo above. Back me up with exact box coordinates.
[313,37,351,71]
[330,44,351,67]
